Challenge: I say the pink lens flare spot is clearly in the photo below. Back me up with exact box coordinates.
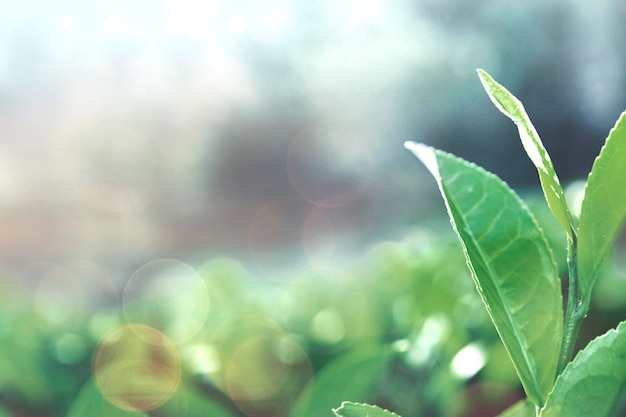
[93,324,182,412]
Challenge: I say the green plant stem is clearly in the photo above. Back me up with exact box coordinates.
[557,235,586,375]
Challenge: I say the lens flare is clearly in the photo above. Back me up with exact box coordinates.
[123,259,209,344]
[93,324,182,412]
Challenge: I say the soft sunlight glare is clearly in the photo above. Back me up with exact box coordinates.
[311,307,345,344]
[406,315,451,367]
[59,15,76,31]
[102,18,123,34]
[186,344,221,374]
[226,16,247,34]
[165,0,217,35]
[450,343,487,379]
[565,180,587,218]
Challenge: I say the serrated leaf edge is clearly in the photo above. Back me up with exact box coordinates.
[332,401,402,417]
[540,319,626,416]
[577,109,626,307]
[477,68,574,240]
[405,141,561,406]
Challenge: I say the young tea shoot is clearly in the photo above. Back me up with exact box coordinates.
[336,69,626,417]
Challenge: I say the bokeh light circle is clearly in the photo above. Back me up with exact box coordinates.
[123,259,209,345]
[93,324,182,412]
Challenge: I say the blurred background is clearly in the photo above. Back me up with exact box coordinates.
[1,1,626,417]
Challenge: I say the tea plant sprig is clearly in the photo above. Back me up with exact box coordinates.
[334,70,626,417]
[476,70,581,377]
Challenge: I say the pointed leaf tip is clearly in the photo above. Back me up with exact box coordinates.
[404,142,439,178]
[477,69,575,240]
[406,145,562,406]
[577,110,626,309]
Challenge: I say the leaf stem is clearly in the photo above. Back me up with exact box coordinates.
[557,234,586,375]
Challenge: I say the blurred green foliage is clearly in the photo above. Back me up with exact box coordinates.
[0,202,624,417]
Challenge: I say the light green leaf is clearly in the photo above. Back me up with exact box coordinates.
[405,143,562,407]
[577,111,626,310]
[540,320,626,417]
[477,69,574,240]
[496,400,536,417]
[333,402,401,417]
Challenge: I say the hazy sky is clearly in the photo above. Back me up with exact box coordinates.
[1,0,624,282]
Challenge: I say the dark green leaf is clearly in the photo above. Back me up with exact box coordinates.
[577,111,626,309]
[405,143,562,407]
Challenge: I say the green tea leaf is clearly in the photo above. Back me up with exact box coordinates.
[540,320,626,417]
[577,111,626,310]
[405,143,562,407]
[496,400,536,417]
[477,69,574,240]
[333,402,401,417]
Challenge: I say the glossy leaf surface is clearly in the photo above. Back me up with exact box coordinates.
[405,142,562,407]
[540,320,626,417]
[577,111,626,309]
[333,402,401,417]
[478,69,574,240]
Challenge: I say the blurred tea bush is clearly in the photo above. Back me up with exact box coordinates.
[2,195,624,417]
